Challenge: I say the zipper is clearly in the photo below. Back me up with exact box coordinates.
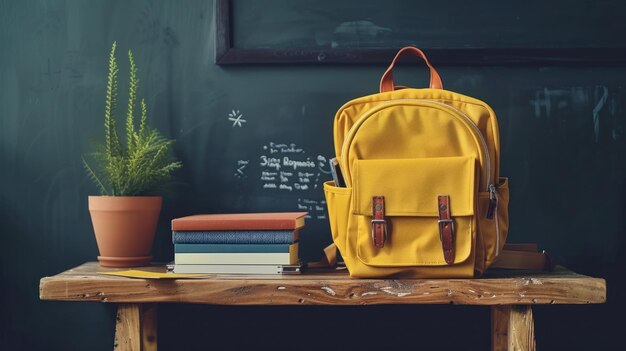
[340,99,493,191]
[487,183,500,256]
[432,100,492,191]
[486,184,497,219]
[428,103,502,254]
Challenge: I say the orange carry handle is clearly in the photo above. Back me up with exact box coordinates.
[379,46,443,92]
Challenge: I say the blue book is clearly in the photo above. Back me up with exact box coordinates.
[174,243,294,253]
[172,230,298,244]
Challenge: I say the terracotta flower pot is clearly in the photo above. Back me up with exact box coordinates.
[88,196,162,267]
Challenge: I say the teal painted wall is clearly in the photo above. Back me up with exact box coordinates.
[1,1,624,349]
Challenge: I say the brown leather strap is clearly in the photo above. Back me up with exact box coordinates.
[437,195,455,264]
[503,243,538,252]
[306,243,338,269]
[380,46,443,92]
[314,243,553,272]
[492,249,554,271]
[372,196,387,248]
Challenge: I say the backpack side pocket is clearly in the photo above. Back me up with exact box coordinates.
[323,181,352,256]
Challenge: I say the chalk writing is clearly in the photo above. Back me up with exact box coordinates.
[298,198,327,220]
[283,157,316,170]
[263,142,304,154]
[294,183,309,190]
[259,156,281,170]
[256,142,329,194]
[234,142,331,220]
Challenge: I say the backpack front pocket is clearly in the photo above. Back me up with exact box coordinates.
[352,156,478,267]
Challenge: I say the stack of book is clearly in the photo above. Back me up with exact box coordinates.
[169,212,307,274]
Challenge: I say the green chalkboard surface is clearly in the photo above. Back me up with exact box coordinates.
[1,1,625,350]
[233,0,626,49]
[217,0,626,64]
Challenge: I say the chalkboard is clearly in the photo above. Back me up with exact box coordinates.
[217,0,626,64]
[2,1,626,350]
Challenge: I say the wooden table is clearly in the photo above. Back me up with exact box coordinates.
[39,262,606,351]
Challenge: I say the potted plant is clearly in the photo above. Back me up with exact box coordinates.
[83,42,182,267]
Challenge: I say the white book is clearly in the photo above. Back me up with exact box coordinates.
[170,263,302,274]
[174,243,298,265]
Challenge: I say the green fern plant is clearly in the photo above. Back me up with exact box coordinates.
[83,42,182,196]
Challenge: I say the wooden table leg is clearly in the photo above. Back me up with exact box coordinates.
[114,304,158,351]
[491,305,536,351]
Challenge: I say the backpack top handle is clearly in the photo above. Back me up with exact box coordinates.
[379,46,444,92]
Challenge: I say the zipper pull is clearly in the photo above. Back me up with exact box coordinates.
[486,184,498,219]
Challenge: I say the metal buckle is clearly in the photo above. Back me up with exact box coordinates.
[371,219,388,246]
[438,219,454,241]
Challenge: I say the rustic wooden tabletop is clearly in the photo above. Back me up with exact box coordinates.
[39,262,606,306]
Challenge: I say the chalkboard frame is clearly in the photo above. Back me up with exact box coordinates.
[215,0,626,66]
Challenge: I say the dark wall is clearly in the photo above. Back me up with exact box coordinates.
[1,0,624,350]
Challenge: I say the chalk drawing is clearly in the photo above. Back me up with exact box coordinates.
[234,160,249,178]
[529,86,617,143]
[593,86,609,143]
[317,155,331,174]
[228,109,246,127]
[529,88,553,118]
[331,20,392,48]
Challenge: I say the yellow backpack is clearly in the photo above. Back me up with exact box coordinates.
[324,47,510,278]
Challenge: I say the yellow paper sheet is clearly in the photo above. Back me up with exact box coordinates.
[102,270,207,279]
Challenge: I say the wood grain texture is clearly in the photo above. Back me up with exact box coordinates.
[39,263,606,306]
[491,305,536,351]
[114,304,141,351]
[114,304,157,351]
[214,0,230,63]
[509,305,535,351]
[142,305,157,351]
[491,305,509,351]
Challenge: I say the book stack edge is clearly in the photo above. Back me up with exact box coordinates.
[169,212,307,274]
